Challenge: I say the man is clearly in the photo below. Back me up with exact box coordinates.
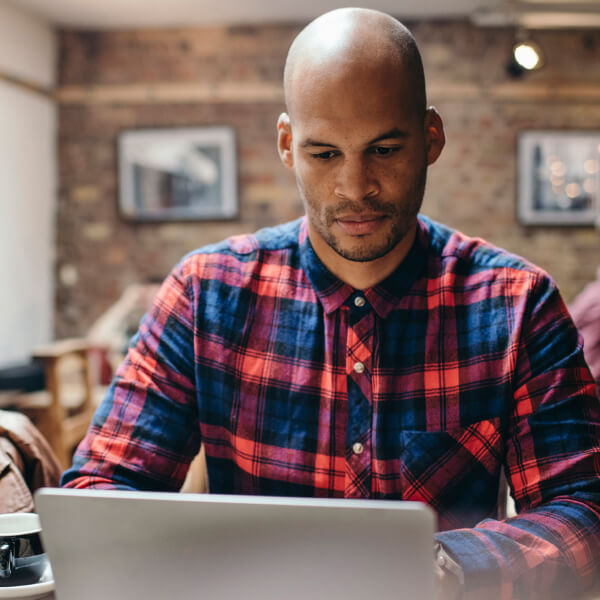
[62,8,600,600]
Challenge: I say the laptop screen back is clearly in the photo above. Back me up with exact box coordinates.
[35,489,435,600]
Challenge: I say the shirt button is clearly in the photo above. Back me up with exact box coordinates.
[354,296,366,307]
[353,361,365,374]
[352,442,364,455]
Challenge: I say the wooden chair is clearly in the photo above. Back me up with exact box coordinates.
[15,338,105,469]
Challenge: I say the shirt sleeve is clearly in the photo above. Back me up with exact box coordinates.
[435,272,600,600]
[61,260,201,491]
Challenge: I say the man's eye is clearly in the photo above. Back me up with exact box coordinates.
[370,146,399,156]
[312,151,337,160]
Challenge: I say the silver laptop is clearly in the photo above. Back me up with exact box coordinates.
[35,488,435,600]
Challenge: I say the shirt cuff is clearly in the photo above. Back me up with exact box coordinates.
[435,541,465,597]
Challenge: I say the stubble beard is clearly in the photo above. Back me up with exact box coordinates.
[300,162,428,263]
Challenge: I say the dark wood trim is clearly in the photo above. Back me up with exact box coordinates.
[0,71,54,99]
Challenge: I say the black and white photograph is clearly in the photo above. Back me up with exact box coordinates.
[118,126,238,221]
[518,130,599,226]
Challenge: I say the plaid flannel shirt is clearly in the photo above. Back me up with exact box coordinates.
[63,215,600,599]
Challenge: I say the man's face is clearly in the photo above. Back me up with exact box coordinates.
[279,60,443,265]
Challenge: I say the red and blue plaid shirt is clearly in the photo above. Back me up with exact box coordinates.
[63,215,600,599]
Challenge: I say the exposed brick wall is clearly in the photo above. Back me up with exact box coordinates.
[55,21,600,337]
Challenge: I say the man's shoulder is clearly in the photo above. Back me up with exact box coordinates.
[177,218,304,275]
[229,217,304,255]
[420,215,547,279]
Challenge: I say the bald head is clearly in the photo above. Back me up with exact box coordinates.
[283,8,426,121]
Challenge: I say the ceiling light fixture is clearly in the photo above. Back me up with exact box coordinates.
[506,33,544,77]
[513,40,543,70]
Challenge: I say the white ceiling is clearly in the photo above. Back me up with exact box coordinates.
[5,0,504,29]
[6,0,600,29]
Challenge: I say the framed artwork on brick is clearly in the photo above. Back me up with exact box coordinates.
[118,126,238,221]
[518,130,599,226]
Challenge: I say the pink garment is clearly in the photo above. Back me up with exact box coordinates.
[569,267,600,395]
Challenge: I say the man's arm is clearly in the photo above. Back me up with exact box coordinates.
[62,261,201,490]
[436,273,600,600]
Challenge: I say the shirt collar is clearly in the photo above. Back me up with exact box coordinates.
[299,216,430,318]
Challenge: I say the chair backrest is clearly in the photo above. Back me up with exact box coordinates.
[17,338,100,469]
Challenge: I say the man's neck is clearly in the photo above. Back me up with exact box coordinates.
[308,224,417,290]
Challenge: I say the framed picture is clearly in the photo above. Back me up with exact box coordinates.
[518,130,600,226]
[118,126,238,221]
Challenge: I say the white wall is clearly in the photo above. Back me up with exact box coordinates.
[0,2,56,87]
[0,2,57,366]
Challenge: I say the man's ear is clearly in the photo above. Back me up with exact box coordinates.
[277,112,294,170]
[424,107,445,166]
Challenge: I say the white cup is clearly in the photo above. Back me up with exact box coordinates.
[0,513,48,587]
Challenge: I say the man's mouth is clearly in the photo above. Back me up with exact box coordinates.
[335,214,387,236]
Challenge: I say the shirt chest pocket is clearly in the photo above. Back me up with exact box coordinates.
[398,418,505,530]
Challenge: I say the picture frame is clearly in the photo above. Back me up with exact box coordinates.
[517,130,600,226]
[118,126,238,221]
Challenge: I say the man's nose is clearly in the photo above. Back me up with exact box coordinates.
[334,157,379,201]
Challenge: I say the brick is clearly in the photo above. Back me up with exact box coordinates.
[54,21,600,337]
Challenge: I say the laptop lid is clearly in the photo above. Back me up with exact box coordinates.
[35,488,436,600]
